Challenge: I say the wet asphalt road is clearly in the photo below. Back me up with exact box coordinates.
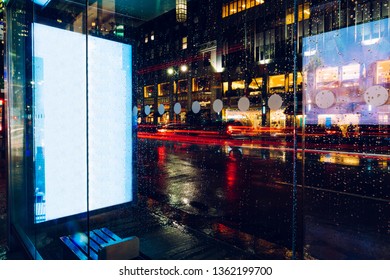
[137,138,390,259]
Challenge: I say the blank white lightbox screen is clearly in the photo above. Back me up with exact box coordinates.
[33,23,133,223]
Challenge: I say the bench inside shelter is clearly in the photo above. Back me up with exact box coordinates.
[60,227,139,260]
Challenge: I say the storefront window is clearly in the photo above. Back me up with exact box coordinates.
[269,74,286,93]
[144,85,154,98]
[158,83,169,96]
[376,60,390,84]
[288,73,302,87]
[249,77,263,90]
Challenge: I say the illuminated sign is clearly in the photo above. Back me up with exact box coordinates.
[303,18,390,125]
[33,23,133,223]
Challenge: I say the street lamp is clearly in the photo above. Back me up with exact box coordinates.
[167,65,188,122]
[167,65,188,76]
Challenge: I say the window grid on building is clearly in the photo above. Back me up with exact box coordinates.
[222,0,264,18]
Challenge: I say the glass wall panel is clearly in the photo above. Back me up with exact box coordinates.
[137,0,300,260]
[6,0,90,259]
[302,1,390,259]
[6,0,137,259]
[83,0,137,261]
[5,0,389,260]
[6,0,37,258]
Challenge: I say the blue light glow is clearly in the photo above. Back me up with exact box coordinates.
[303,18,390,125]
[33,23,133,223]
[33,0,51,7]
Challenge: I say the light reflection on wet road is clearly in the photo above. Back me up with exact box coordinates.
[137,138,390,259]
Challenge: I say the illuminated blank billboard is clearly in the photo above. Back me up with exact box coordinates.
[33,23,133,223]
[303,18,390,125]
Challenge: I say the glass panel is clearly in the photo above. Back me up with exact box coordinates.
[137,0,298,260]
[5,0,388,261]
[6,0,36,257]
[85,0,136,260]
[31,0,89,259]
[302,1,390,259]
[6,0,136,259]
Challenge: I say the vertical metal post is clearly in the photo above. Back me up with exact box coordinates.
[292,0,299,260]
[169,73,174,122]
[85,0,91,259]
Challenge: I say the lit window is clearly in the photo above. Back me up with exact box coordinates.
[232,80,245,90]
[286,3,311,25]
[237,0,242,12]
[316,67,339,88]
[342,64,360,81]
[249,77,263,89]
[151,31,155,41]
[182,36,188,50]
[230,3,236,15]
[144,34,148,43]
[223,82,229,93]
[269,75,286,88]
[158,83,170,96]
[376,60,390,84]
[288,73,303,87]
[222,0,264,18]
[144,86,154,98]
[222,4,227,18]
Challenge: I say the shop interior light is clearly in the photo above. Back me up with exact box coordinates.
[259,59,272,65]
[361,38,380,46]
[304,49,317,56]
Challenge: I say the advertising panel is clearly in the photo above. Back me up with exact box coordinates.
[33,23,133,223]
[303,18,390,126]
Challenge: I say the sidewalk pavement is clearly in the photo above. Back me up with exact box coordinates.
[35,196,262,260]
[0,157,8,259]
[0,160,266,260]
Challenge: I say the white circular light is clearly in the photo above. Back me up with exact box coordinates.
[174,102,182,114]
[238,97,250,112]
[192,101,201,114]
[158,104,165,115]
[213,99,223,113]
[144,105,151,115]
[268,94,283,110]
[315,90,335,109]
[364,85,388,107]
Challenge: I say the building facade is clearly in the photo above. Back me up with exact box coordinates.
[137,0,390,130]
